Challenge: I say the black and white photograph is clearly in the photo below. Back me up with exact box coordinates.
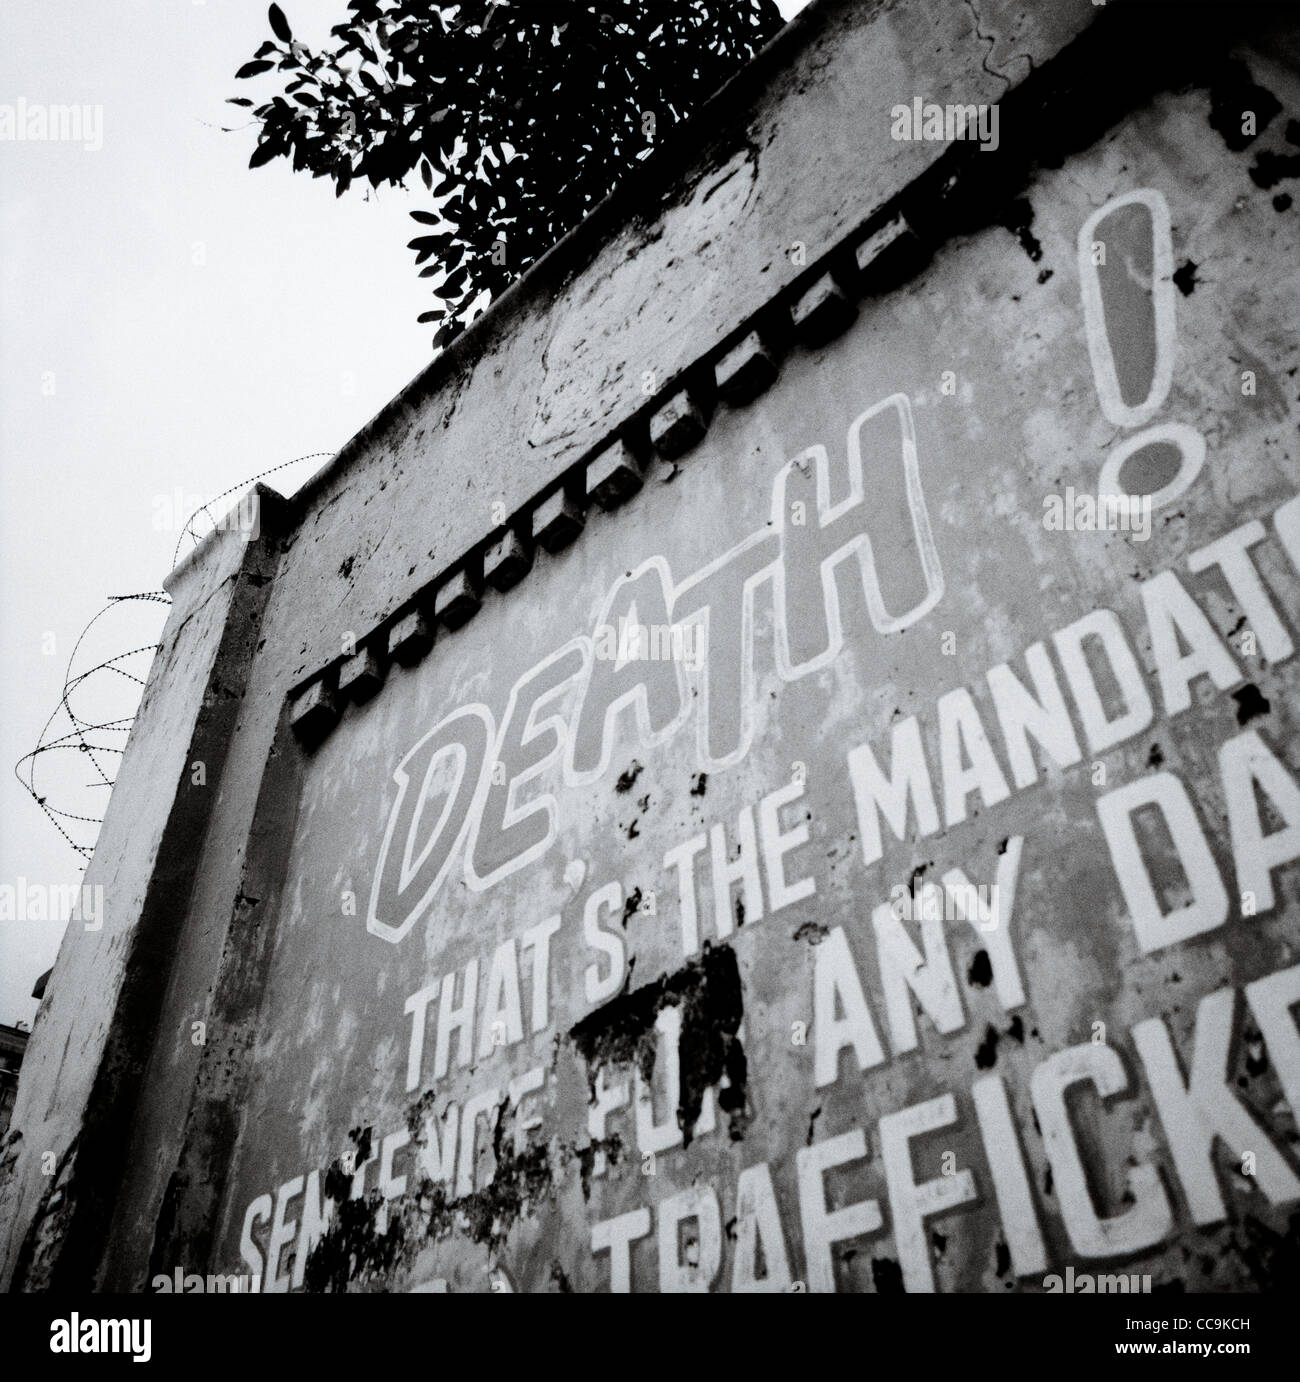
[1,0,1298,1357]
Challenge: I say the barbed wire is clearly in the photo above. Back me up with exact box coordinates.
[170,452,335,567]
[20,452,337,863]
[14,594,172,863]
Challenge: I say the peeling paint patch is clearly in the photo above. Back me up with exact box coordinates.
[568,943,748,1143]
[306,1117,625,1290]
[1207,60,1281,150]
[1249,149,1300,190]
[576,1135,625,1202]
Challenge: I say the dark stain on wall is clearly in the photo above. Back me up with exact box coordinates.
[998,198,1043,264]
[1173,259,1200,295]
[614,760,644,793]
[304,1109,626,1290]
[967,950,993,989]
[974,1024,1000,1070]
[1249,149,1300,189]
[1232,683,1270,724]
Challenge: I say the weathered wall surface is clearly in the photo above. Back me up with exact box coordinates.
[3,0,1300,1293]
[0,493,288,1288]
[270,0,1098,689]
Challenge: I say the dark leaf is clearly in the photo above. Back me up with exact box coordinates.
[268,3,293,43]
[435,319,465,349]
[236,60,275,79]
[226,98,255,107]
[249,140,280,168]
[441,265,471,295]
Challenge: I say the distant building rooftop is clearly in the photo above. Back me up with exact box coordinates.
[0,1023,30,1061]
[0,1022,29,1139]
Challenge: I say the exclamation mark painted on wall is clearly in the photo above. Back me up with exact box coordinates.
[1078,188,1206,509]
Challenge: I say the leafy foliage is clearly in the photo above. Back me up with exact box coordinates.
[233,1,783,350]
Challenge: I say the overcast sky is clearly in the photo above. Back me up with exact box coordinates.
[0,1,806,1030]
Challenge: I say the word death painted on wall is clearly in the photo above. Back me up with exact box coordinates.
[223,175,1300,1293]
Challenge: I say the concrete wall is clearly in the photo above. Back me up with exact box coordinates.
[3,0,1300,1292]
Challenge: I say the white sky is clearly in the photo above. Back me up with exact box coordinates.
[0,0,807,1030]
